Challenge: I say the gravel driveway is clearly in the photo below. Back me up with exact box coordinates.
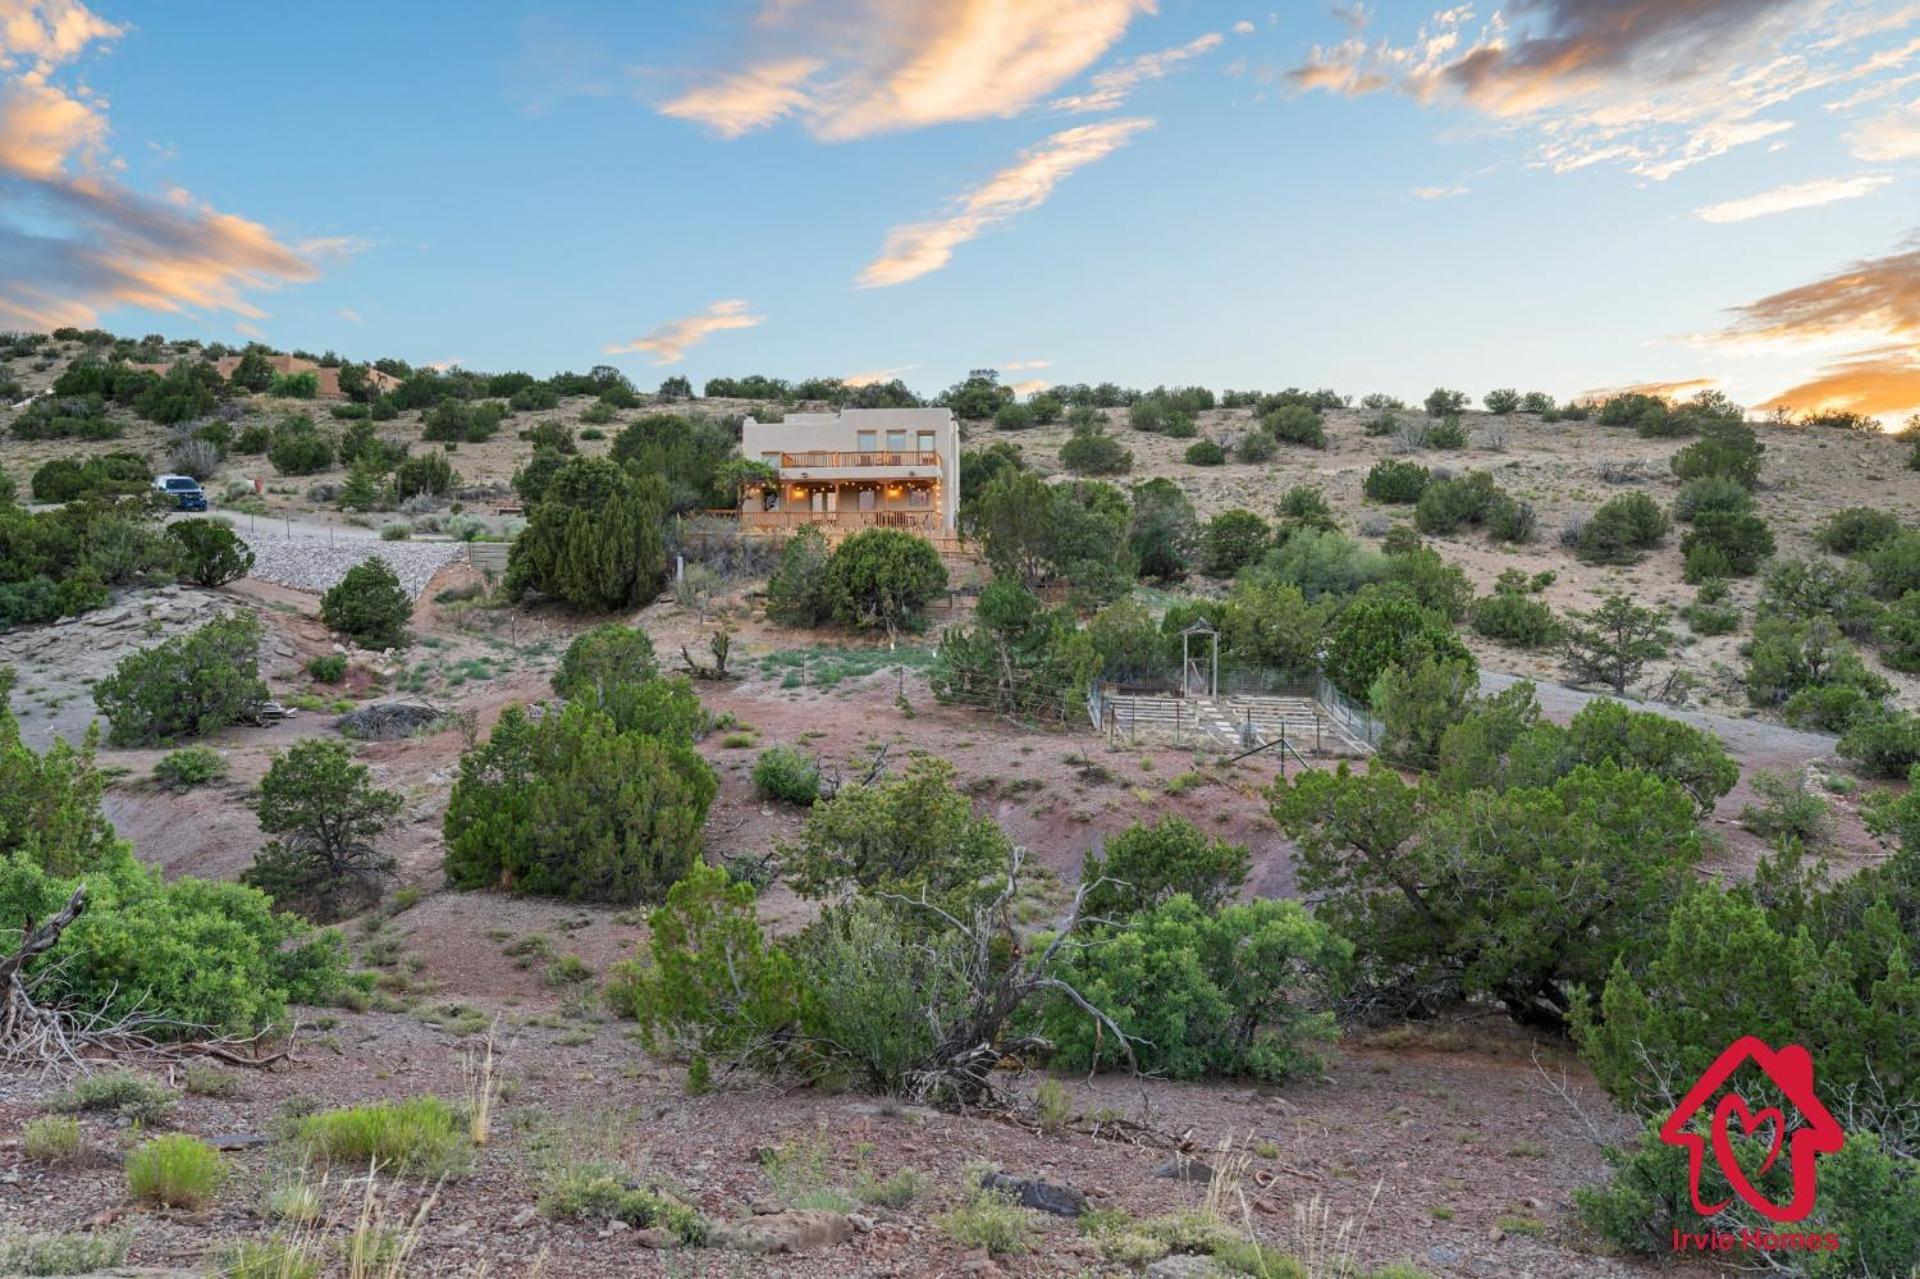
[237,529,469,598]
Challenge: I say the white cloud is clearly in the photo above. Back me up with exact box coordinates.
[858,117,1152,287]
[1002,358,1052,370]
[1410,182,1468,199]
[1050,32,1223,113]
[1850,99,1920,159]
[604,299,765,364]
[1232,20,1256,36]
[338,308,364,324]
[1695,173,1894,222]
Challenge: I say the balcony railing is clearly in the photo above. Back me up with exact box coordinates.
[779,450,941,468]
[742,509,943,531]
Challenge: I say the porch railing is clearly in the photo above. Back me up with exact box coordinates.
[779,450,942,468]
[740,509,945,532]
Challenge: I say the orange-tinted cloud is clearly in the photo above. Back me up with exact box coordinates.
[604,299,764,364]
[1714,232,1920,348]
[1574,376,1720,404]
[857,117,1151,287]
[0,0,328,329]
[1285,0,1918,179]
[0,75,106,177]
[1757,347,1920,419]
[843,364,917,386]
[660,0,1153,141]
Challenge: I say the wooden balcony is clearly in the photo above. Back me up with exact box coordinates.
[741,509,945,533]
[778,450,942,469]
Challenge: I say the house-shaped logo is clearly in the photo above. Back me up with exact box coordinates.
[1658,1037,1845,1223]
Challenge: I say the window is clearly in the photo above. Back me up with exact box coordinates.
[886,429,907,452]
[917,431,936,457]
[761,450,782,468]
[908,486,930,509]
[858,489,876,512]
[856,430,877,453]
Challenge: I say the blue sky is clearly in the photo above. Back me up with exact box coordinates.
[3,0,1917,415]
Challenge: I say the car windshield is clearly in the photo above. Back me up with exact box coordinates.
[166,478,199,490]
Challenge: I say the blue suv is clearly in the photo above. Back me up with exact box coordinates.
[152,474,209,512]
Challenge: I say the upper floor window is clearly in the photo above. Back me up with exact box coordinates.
[917,431,936,455]
[856,430,877,453]
[886,429,907,452]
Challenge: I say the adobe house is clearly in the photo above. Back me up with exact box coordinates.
[738,407,959,537]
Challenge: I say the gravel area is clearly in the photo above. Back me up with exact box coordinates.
[239,532,469,598]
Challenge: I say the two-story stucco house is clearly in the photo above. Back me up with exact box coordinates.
[738,407,959,537]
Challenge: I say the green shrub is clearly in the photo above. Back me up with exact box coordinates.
[444,703,716,904]
[241,739,403,922]
[320,557,411,648]
[152,745,228,789]
[391,452,456,499]
[1679,509,1773,578]
[1866,529,1920,600]
[1077,817,1250,919]
[291,1096,471,1178]
[1838,709,1920,777]
[51,1069,174,1123]
[1737,770,1830,843]
[1484,388,1520,414]
[1561,594,1672,695]
[92,611,268,746]
[1670,421,1763,487]
[764,525,832,627]
[1427,415,1467,449]
[1262,404,1326,449]
[752,745,821,805]
[1413,471,1501,535]
[549,624,703,740]
[1058,426,1132,476]
[1878,590,1920,671]
[1257,527,1385,600]
[0,1231,132,1275]
[1576,492,1669,563]
[938,1184,1032,1256]
[1745,617,1889,713]
[1276,760,1700,1030]
[23,1115,83,1165]
[1469,591,1557,647]
[1670,474,1751,523]
[1322,585,1475,703]
[1183,439,1225,466]
[539,1163,708,1242]
[1815,506,1902,556]
[1046,895,1347,1081]
[823,528,948,635]
[506,457,669,611]
[30,453,149,502]
[1363,459,1428,504]
[165,519,254,587]
[307,653,348,682]
[267,414,335,475]
[1485,496,1536,544]
[1277,484,1337,533]
[126,1134,226,1208]
[1234,428,1277,462]
[1200,509,1269,575]
[781,757,1008,906]
[1424,388,1467,417]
